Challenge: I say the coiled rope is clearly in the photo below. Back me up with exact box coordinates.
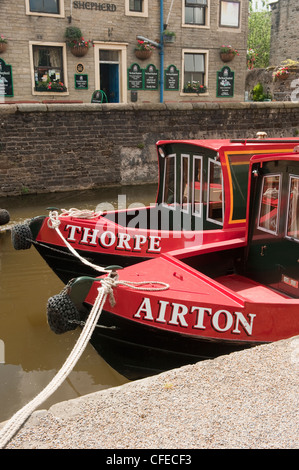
[0,209,169,448]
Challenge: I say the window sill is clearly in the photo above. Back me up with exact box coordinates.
[180,92,209,97]
[32,91,69,96]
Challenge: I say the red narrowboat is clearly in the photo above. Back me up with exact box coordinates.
[11,137,299,284]
[46,149,299,380]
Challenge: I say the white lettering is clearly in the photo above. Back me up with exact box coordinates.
[133,298,255,336]
[148,235,161,253]
[65,224,82,241]
[134,297,154,320]
[169,303,189,327]
[156,300,169,323]
[232,312,256,335]
[133,234,147,251]
[81,227,99,245]
[191,306,212,329]
[99,231,116,248]
[211,309,233,332]
[117,233,131,250]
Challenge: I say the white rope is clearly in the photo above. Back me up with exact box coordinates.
[47,210,110,274]
[0,273,169,448]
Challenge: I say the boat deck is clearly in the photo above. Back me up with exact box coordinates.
[215,274,290,302]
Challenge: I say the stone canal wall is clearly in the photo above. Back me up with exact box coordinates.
[1,102,299,197]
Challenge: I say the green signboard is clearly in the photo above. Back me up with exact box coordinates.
[0,58,13,97]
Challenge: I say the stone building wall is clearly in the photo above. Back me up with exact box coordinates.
[0,0,249,104]
[270,0,299,66]
[1,102,299,197]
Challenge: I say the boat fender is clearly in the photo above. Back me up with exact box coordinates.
[47,292,81,335]
[11,223,32,250]
[0,209,10,226]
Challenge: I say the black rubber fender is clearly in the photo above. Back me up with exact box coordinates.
[11,223,32,250]
[47,292,81,335]
[0,209,10,226]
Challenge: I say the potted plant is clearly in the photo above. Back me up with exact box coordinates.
[183,81,207,94]
[0,34,8,54]
[220,45,239,62]
[163,30,176,44]
[65,26,91,57]
[134,40,155,60]
[35,76,67,92]
[272,65,290,80]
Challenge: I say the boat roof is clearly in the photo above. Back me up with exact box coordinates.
[250,150,299,164]
[156,138,299,152]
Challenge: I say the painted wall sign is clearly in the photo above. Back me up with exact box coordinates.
[76,63,85,73]
[144,64,159,90]
[164,64,179,91]
[73,2,116,11]
[0,58,13,97]
[217,66,234,98]
[128,63,143,90]
[75,74,88,89]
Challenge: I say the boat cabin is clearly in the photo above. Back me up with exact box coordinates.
[154,139,299,233]
[245,152,299,297]
[178,150,299,299]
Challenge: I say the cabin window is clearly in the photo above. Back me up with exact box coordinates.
[207,159,223,225]
[258,174,281,235]
[286,176,299,241]
[163,154,176,207]
[181,155,190,212]
[192,156,202,216]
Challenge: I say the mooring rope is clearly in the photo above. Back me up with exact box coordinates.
[47,210,110,274]
[0,272,169,449]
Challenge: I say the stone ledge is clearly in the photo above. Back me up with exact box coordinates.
[1,101,299,116]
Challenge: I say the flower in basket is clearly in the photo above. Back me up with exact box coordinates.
[0,34,8,44]
[47,81,67,92]
[272,66,290,80]
[183,81,207,94]
[67,37,92,49]
[220,45,239,56]
[135,40,156,51]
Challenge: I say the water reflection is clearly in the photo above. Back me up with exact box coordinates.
[0,184,157,422]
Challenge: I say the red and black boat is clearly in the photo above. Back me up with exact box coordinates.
[11,137,299,284]
[46,149,299,380]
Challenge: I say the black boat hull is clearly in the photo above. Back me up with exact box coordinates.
[89,309,262,380]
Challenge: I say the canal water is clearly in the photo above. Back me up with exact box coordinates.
[0,184,157,423]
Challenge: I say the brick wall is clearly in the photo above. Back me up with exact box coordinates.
[1,102,299,197]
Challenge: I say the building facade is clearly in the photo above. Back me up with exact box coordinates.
[0,0,249,104]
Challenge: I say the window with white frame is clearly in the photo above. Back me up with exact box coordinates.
[125,0,148,17]
[30,43,68,94]
[26,0,64,17]
[183,52,207,93]
[184,0,208,26]
[219,1,240,28]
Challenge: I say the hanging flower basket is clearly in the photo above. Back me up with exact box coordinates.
[220,52,235,63]
[0,42,8,54]
[134,49,152,60]
[70,45,89,57]
[219,45,238,63]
